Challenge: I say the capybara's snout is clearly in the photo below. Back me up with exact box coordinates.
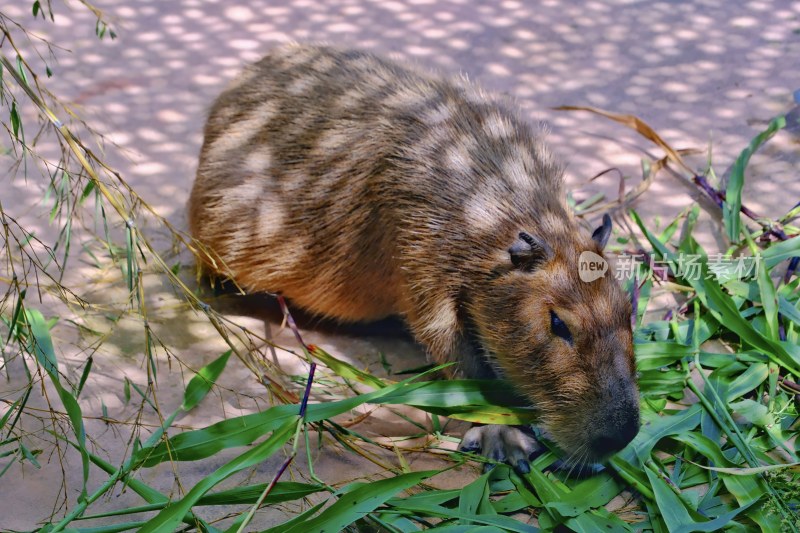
[586,377,640,459]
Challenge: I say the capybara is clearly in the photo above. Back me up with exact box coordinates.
[189,44,639,473]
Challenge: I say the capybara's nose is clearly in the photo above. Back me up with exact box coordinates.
[589,407,639,457]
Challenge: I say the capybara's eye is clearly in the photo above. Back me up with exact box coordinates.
[550,311,572,343]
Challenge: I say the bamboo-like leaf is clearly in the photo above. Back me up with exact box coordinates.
[634,341,692,370]
[725,363,768,401]
[778,295,800,327]
[672,502,756,533]
[761,235,800,268]
[275,470,435,533]
[200,481,325,506]
[10,100,21,139]
[565,509,632,532]
[545,473,624,518]
[459,471,496,520]
[27,308,58,377]
[310,344,386,389]
[644,466,695,530]
[388,488,462,508]
[728,399,771,427]
[380,505,540,533]
[138,417,297,533]
[624,404,702,463]
[60,521,147,532]
[181,350,231,411]
[426,526,507,532]
[75,356,93,398]
[696,462,800,476]
[26,309,90,501]
[140,378,535,467]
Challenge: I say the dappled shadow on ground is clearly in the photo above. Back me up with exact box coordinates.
[4,0,798,231]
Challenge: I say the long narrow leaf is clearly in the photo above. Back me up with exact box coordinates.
[138,417,297,533]
[26,309,90,502]
[277,470,436,533]
[724,115,786,241]
[181,350,231,411]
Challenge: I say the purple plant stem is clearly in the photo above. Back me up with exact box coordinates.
[692,174,765,222]
[299,362,317,418]
[693,175,724,209]
[252,359,316,513]
[261,454,295,504]
[277,294,307,350]
[784,256,799,285]
[275,294,317,415]
[631,273,639,329]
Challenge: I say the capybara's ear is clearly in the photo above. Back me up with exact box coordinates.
[508,232,553,271]
[591,214,612,249]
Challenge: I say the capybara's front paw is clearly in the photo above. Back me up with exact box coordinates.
[458,424,542,475]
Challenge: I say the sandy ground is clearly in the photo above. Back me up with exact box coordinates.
[1,0,799,530]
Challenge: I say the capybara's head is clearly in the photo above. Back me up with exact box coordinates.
[472,214,639,464]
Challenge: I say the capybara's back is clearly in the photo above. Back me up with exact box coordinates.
[189,44,639,466]
[189,44,561,328]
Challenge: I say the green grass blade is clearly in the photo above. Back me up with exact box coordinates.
[625,404,702,463]
[181,350,231,411]
[458,471,495,520]
[84,448,168,504]
[778,295,800,327]
[388,489,462,508]
[724,115,786,242]
[62,521,147,532]
[755,256,779,340]
[140,378,534,467]
[565,509,632,532]
[58,432,214,531]
[27,308,58,378]
[199,481,325,505]
[26,308,90,502]
[380,508,540,532]
[631,210,800,375]
[425,526,504,532]
[761,235,800,269]
[138,417,297,533]
[75,356,93,398]
[634,341,693,371]
[372,380,536,424]
[276,470,436,533]
[644,466,695,530]
[77,482,327,519]
[691,462,800,476]
[309,345,386,389]
[725,363,768,401]
[672,501,756,533]
[546,473,624,518]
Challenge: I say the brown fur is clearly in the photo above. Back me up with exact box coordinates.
[189,44,639,461]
